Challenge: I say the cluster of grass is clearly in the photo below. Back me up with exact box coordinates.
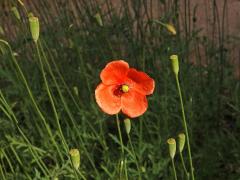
[0,0,240,179]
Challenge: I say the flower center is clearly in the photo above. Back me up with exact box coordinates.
[121,84,129,93]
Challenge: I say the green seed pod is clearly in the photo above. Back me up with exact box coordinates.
[29,16,39,43]
[69,149,80,170]
[11,7,21,20]
[124,118,131,134]
[178,133,186,153]
[167,138,176,159]
[94,13,103,26]
[170,55,179,75]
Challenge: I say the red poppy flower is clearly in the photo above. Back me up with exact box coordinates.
[95,60,155,118]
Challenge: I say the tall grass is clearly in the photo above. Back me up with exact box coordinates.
[0,0,239,179]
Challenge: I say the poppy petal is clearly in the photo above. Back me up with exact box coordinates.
[121,90,148,118]
[127,68,155,95]
[95,83,121,115]
[100,60,129,85]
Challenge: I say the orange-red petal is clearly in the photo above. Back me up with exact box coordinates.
[100,60,129,85]
[95,83,121,115]
[121,90,148,118]
[127,68,155,95]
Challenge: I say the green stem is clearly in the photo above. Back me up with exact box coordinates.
[38,41,100,177]
[175,75,195,180]
[0,92,50,176]
[171,158,178,180]
[180,152,190,180]
[127,133,142,180]
[0,163,6,180]
[116,114,128,180]
[36,42,68,153]
[77,169,87,180]
[0,40,63,163]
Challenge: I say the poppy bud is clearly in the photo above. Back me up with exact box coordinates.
[28,12,34,18]
[167,138,176,159]
[124,118,131,134]
[73,86,79,96]
[94,13,103,27]
[170,55,179,75]
[11,7,21,20]
[178,133,186,153]
[29,16,40,43]
[165,24,176,35]
[69,149,80,170]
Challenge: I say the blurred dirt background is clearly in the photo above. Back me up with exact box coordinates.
[0,0,239,77]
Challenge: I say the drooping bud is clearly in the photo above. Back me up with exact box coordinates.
[167,138,176,159]
[170,55,179,75]
[69,149,80,170]
[124,118,131,134]
[165,24,176,35]
[94,13,103,26]
[29,16,40,43]
[178,133,186,153]
[11,7,21,20]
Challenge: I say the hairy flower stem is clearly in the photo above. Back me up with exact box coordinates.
[180,152,190,179]
[175,75,195,180]
[127,133,142,180]
[171,159,178,180]
[116,114,128,180]
[36,42,69,153]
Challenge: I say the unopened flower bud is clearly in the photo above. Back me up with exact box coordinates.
[178,133,186,153]
[11,7,21,20]
[29,16,39,43]
[94,13,103,26]
[165,24,176,35]
[28,12,34,18]
[69,149,80,170]
[170,55,179,75]
[167,138,176,159]
[124,118,131,134]
[73,86,79,96]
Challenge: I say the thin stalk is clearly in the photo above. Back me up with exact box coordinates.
[1,149,14,174]
[171,158,178,180]
[0,92,50,176]
[9,145,32,180]
[0,40,63,163]
[116,114,128,180]
[127,133,142,180]
[38,41,100,176]
[36,42,68,153]
[180,152,189,180]
[0,163,6,180]
[77,169,87,180]
[175,75,195,180]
